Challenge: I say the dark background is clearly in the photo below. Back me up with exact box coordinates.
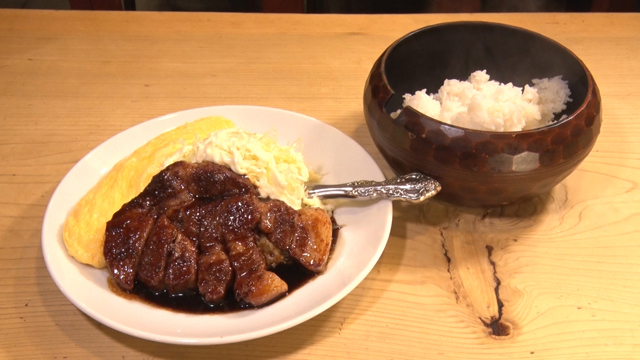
[0,0,638,12]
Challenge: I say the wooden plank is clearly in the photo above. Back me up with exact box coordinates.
[1,9,639,360]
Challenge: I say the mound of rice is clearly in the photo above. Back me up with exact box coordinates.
[390,70,571,131]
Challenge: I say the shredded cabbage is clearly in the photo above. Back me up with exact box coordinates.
[164,128,323,210]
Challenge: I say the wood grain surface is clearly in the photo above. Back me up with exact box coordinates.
[1,9,639,359]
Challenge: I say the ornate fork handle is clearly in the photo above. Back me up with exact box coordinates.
[306,173,441,203]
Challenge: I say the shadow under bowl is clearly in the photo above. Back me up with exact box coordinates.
[363,21,601,207]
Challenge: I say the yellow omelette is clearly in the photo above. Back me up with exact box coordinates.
[62,116,235,268]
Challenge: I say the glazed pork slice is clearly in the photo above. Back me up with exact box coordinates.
[104,161,257,294]
[258,200,333,273]
[193,200,234,304]
[120,160,258,213]
[164,231,198,293]
[186,161,259,199]
[136,215,177,291]
[295,207,333,272]
[227,235,288,306]
[217,195,288,306]
[104,207,155,291]
[104,160,332,308]
[198,245,234,303]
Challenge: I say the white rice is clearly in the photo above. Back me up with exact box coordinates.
[390,70,571,131]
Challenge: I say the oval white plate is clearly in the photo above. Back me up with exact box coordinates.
[42,105,392,345]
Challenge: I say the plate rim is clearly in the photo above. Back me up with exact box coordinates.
[41,105,393,345]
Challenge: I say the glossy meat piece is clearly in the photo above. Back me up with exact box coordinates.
[104,208,155,291]
[193,200,225,253]
[137,215,177,291]
[227,236,288,306]
[104,161,257,294]
[179,204,204,243]
[186,161,258,198]
[259,200,333,272]
[104,160,330,308]
[165,231,198,293]
[194,201,233,303]
[120,161,257,214]
[295,207,333,272]
[217,196,288,306]
[198,245,234,303]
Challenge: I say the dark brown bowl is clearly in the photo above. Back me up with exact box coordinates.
[363,21,601,207]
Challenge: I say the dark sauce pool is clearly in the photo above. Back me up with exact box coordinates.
[108,216,341,314]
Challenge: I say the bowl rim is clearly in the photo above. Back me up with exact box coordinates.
[378,20,596,135]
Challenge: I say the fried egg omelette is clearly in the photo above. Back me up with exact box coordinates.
[62,116,235,268]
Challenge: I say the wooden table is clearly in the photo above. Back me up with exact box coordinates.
[1,9,639,359]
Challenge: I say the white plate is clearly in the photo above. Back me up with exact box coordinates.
[42,105,392,345]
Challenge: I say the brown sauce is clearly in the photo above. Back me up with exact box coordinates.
[108,216,341,314]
